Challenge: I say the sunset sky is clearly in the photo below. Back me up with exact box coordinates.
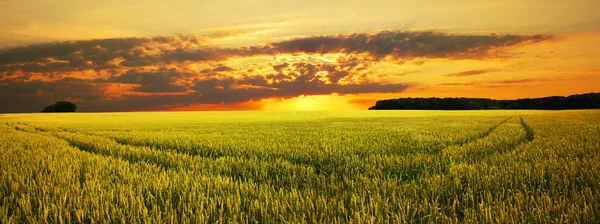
[1,0,599,112]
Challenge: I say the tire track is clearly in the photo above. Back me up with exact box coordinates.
[520,115,535,142]
[11,117,513,183]
[7,122,181,171]
[11,117,522,185]
[12,122,225,160]
[458,116,513,147]
[408,115,535,182]
[11,122,323,190]
[355,116,514,182]
[409,116,537,222]
[440,116,530,165]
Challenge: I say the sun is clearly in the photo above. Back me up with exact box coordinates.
[295,95,319,111]
[261,94,369,111]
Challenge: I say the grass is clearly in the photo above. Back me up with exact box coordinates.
[0,110,599,223]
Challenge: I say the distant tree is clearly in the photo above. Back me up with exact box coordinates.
[42,101,77,112]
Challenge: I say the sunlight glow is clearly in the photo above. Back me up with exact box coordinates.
[295,95,318,111]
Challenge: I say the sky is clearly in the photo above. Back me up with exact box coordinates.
[0,0,599,112]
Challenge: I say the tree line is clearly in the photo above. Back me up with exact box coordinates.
[368,93,600,110]
[42,101,77,112]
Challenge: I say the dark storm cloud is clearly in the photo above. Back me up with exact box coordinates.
[0,31,553,75]
[0,30,555,112]
[190,62,410,104]
[158,48,226,64]
[191,80,409,105]
[0,37,146,69]
[0,61,411,112]
[213,65,234,72]
[1,78,104,100]
[0,78,105,113]
[199,65,235,75]
[444,70,493,77]
[268,62,359,84]
[0,76,198,112]
[0,79,409,113]
[0,61,73,73]
[266,31,552,59]
[79,94,202,112]
[272,62,289,73]
[327,71,349,83]
[105,69,188,93]
[0,33,213,73]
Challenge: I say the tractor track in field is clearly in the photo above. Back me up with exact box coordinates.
[479,115,534,158]
[7,122,327,190]
[406,115,536,183]
[7,116,535,185]
[4,122,333,205]
[369,116,514,181]
[410,115,536,222]
[11,118,512,169]
[485,114,535,162]
[317,116,520,181]
[4,116,539,200]
[6,122,182,171]
[102,116,515,180]
[459,115,535,162]
[458,116,513,147]
[443,115,535,172]
[520,115,535,142]
[344,116,514,158]
[11,122,230,160]
[430,116,513,155]
[12,122,229,161]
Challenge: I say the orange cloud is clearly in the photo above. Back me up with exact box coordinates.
[0,30,558,112]
[169,101,263,111]
[444,70,494,77]
[0,31,552,74]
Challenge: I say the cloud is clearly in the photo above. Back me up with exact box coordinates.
[0,62,411,112]
[0,37,145,67]
[199,65,235,75]
[266,31,552,59]
[0,33,215,74]
[395,72,412,76]
[439,77,551,87]
[444,69,493,77]
[105,69,189,93]
[347,98,377,105]
[190,62,410,105]
[0,78,106,113]
[170,101,264,111]
[0,31,553,75]
[0,30,556,112]
[191,79,410,105]
[267,61,367,84]
[213,65,234,72]
[272,62,289,73]
[492,78,545,84]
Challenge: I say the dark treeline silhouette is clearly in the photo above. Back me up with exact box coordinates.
[368,93,600,110]
[42,101,77,112]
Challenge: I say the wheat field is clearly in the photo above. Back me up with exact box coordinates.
[1,110,599,223]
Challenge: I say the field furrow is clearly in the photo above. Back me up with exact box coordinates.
[4,115,535,188]
[1,110,599,223]
[13,118,507,182]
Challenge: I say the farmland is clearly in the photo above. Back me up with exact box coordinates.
[1,110,599,223]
